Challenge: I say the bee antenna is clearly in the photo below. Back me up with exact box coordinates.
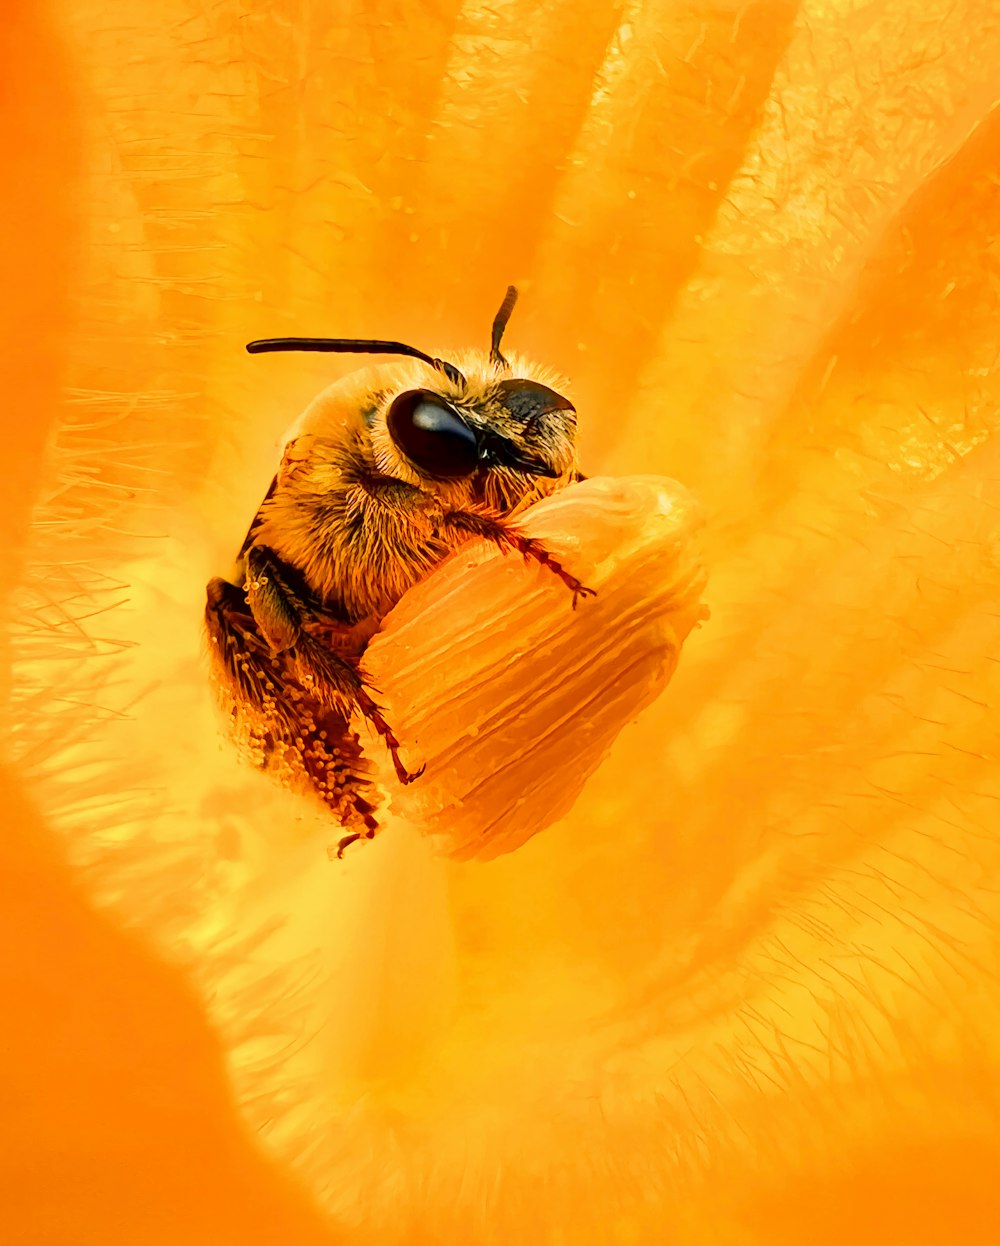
[490,286,518,369]
[245,337,466,388]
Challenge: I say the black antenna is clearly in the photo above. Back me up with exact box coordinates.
[490,286,518,368]
[245,337,466,388]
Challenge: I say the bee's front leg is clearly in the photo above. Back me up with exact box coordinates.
[441,510,597,609]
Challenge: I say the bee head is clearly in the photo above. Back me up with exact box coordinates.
[248,288,579,496]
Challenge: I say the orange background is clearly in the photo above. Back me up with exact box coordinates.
[3,1,1000,1243]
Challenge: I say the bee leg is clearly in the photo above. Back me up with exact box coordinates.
[354,685,427,786]
[293,630,425,786]
[331,829,377,860]
[207,572,388,847]
[240,547,423,787]
[205,576,282,710]
[441,511,597,609]
[334,833,361,858]
[244,544,355,642]
[244,545,306,651]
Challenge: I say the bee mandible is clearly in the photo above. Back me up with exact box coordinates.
[205,287,594,857]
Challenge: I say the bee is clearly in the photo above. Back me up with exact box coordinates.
[205,287,593,857]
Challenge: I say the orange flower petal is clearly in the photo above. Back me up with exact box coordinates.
[367,475,706,859]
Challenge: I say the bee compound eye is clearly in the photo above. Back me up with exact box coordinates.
[386,389,480,479]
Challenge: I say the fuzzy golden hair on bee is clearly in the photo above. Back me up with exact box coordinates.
[205,285,593,857]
